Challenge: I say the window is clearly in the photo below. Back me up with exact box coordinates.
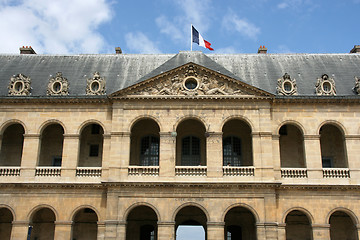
[140,136,159,166]
[223,136,241,166]
[91,124,100,134]
[181,136,200,166]
[52,156,62,167]
[322,157,333,168]
[89,144,99,157]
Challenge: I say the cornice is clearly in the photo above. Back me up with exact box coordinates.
[0,97,110,104]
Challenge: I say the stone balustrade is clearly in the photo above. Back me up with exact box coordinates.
[281,168,308,178]
[128,166,159,176]
[175,166,207,176]
[0,167,21,176]
[35,167,61,177]
[76,167,102,177]
[223,166,255,176]
[323,168,350,178]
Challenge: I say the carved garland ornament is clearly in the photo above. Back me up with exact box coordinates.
[354,76,360,94]
[8,73,31,96]
[315,74,336,96]
[47,72,69,96]
[86,72,106,95]
[130,65,248,96]
[276,73,297,95]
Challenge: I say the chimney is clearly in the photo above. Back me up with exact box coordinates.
[350,45,360,53]
[258,45,267,54]
[115,47,122,54]
[19,46,36,54]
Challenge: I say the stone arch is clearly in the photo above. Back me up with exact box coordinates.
[282,207,314,224]
[123,202,161,222]
[70,205,101,222]
[172,202,210,222]
[317,120,347,136]
[0,206,14,240]
[71,205,99,240]
[173,115,208,132]
[275,120,306,136]
[77,119,107,135]
[222,203,260,223]
[0,119,27,135]
[128,115,162,133]
[28,204,58,222]
[326,207,359,225]
[220,115,254,133]
[38,119,67,135]
[0,204,16,221]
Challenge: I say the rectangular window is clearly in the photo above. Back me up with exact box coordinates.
[89,144,99,157]
[322,156,333,168]
[52,156,62,167]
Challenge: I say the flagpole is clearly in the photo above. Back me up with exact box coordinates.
[191,24,193,51]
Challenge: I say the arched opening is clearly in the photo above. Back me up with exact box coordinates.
[279,124,306,168]
[176,119,206,166]
[224,207,256,240]
[38,124,64,166]
[29,208,56,240]
[175,206,207,240]
[126,205,158,240]
[72,207,98,240]
[78,123,104,167]
[285,210,312,240]
[0,123,24,166]
[130,119,160,166]
[222,119,253,166]
[0,208,13,240]
[320,124,347,168]
[330,211,358,240]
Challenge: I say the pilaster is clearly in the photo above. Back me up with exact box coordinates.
[54,221,72,240]
[109,132,130,181]
[206,132,223,178]
[159,132,175,178]
[101,134,111,180]
[20,134,40,178]
[207,222,224,240]
[61,134,79,179]
[158,221,175,240]
[97,221,106,240]
[11,220,30,240]
[312,224,330,240]
[304,135,323,179]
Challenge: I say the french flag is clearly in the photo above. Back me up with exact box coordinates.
[192,26,214,51]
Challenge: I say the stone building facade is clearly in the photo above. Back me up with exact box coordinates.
[0,46,360,239]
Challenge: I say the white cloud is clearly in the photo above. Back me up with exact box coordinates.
[156,16,183,42]
[277,0,317,11]
[0,0,113,54]
[125,32,162,54]
[222,11,260,40]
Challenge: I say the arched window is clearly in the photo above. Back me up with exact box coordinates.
[140,135,159,166]
[181,136,201,166]
[223,136,241,166]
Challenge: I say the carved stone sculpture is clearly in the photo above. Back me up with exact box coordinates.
[315,74,336,96]
[47,72,69,96]
[277,73,297,96]
[86,72,106,95]
[354,77,360,94]
[8,73,31,96]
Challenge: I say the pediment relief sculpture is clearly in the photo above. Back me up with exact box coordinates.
[8,73,31,96]
[277,73,297,95]
[86,72,106,95]
[315,74,336,96]
[128,64,253,97]
[47,72,69,96]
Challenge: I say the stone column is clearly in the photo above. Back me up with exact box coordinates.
[277,223,286,240]
[312,224,330,240]
[304,135,323,179]
[272,135,282,180]
[54,221,72,240]
[207,222,224,240]
[97,221,106,240]
[206,132,223,178]
[104,191,120,240]
[159,132,175,178]
[109,132,130,181]
[101,134,111,180]
[20,134,40,178]
[104,220,119,240]
[345,136,360,179]
[61,134,79,179]
[116,221,127,240]
[252,132,274,180]
[11,221,30,240]
[158,221,175,240]
[256,223,267,240]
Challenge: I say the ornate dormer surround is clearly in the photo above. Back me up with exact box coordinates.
[354,76,360,94]
[315,74,336,96]
[47,72,69,96]
[8,73,31,96]
[86,72,106,95]
[277,73,297,96]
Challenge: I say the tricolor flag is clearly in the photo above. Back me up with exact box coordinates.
[192,25,214,51]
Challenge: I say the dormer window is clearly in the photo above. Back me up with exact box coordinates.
[315,74,336,96]
[277,73,297,95]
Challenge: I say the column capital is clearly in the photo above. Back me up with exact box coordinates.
[54,221,73,226]
[63,134,80,139]
[304,135,320,140]
[312,223,330,229]
[23,133,40,138]
[103,133,111,139]
[12,220,30,226]
[207,221,225,227]
[157,221,175,226]
[252,132,272,137]
[111,132,131,137]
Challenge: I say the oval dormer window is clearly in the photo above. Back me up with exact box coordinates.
[90,81,100,93]
[283,81,293,93]
[14,81,24,93]
[322,81,332,93]
[52,81,62,94]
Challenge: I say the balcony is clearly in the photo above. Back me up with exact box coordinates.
[323,168,350,178]
[76,167,102,177]
[128,166,159,176]
[175,166,207,176]
[0,167,20,176]
[223,166,255,176]
[35,167,61,177]
[281,168,308,178]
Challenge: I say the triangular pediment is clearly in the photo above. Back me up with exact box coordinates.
[111,62,273,99]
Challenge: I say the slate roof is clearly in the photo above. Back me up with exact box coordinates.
[0,51,360,97]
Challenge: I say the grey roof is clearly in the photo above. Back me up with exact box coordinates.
[0,51,360,97]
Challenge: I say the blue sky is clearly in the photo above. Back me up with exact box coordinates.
[0,0,359,55]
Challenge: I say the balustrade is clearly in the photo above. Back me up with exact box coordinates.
[281,168,308,178]
[175,166,207,176]
[76,167,102,177]
[323,168,350,178]
[0,167,20,176]
[223,166,255,176]
[35,167,61,177]
[128,166,159,176]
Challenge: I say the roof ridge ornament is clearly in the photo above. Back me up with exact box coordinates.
[8,73,31,96]
[47,72,69,96]
[277,73,297,96]
[315,74,336,96]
